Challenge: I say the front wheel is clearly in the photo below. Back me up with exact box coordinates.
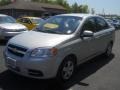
[56,57,76,82]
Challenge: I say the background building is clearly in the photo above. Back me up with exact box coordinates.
[0,0,66,18]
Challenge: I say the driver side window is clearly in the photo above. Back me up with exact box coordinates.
[22,18,31,24]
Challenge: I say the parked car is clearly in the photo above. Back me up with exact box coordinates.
[0,14,27,40]
[17,17,44,30]
[4,14,115,82]
[106,19,113,26]
[112,19,120,29]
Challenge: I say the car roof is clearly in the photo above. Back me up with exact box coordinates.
[0,14,8,17]
[57,13,100,19]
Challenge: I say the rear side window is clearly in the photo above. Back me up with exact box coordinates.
[19,18,31,24]
[82,18,96,32]
[96,17,109,32]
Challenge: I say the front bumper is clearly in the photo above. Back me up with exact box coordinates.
[4,50,59,79]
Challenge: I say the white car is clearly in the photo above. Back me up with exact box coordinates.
[0,14,27,40]
[4,14,115,82]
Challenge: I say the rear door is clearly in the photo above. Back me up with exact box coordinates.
[94,17,112,53]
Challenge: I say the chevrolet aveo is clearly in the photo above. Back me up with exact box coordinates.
[4,14,115,82]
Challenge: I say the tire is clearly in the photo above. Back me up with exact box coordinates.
[104,43,113,57]
[56,56,76,83]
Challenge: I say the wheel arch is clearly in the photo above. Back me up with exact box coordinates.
[62,54,77,65]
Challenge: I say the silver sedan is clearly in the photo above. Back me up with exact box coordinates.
[0,14,27,40]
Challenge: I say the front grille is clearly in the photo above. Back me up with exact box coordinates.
[7,44,27,57]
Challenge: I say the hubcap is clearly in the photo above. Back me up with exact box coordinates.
[62,60,74,80]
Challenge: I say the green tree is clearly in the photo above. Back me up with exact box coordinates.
[55,0,65,5]
[0,0,11,6]
[40,0,49,3]
[54,0,70,12]
[63,1,71,12]
[32,0,40,2]
[32,0,50,3]
[71,4,89,13]
[71,3,79,13]
[81,5,89,13]
[32,0,70,12]
[31,0,89,13]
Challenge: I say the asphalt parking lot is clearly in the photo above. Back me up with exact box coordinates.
[0,30,120,90]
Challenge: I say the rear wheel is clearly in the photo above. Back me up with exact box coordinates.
[57,56,76,82]
[104,43,113,57]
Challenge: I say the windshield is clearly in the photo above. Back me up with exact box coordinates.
[35,16,82,34]
[0,16,16,23]
[31,18,44,24]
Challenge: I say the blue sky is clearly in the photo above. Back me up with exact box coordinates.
[67,0,120,15]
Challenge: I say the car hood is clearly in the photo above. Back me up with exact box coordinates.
[8,31,73,49]
[0,23,26,30]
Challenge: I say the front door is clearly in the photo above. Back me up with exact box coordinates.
[77,17,97,64]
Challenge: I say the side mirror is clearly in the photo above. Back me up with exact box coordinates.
[81,30,94,37]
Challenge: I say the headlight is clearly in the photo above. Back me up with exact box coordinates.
[31,47,58,58]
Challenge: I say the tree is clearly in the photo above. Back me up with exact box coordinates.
[40,0,49,3]
[71,3,89,13]
[63,1,71,13]
[32,0,39,2]
[32,0,71,12]
[71,3,79,13]
[0,0,11,6]
[32,0,52,3]
[81,5,89,13]
[31,0,89,13]
[54,0,71,12]
[55,0,65,5]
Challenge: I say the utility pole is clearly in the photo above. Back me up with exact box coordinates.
[91,8,95,14]
[102,8,105,17]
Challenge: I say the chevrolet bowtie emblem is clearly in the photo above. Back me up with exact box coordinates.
[12,48,17,52]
